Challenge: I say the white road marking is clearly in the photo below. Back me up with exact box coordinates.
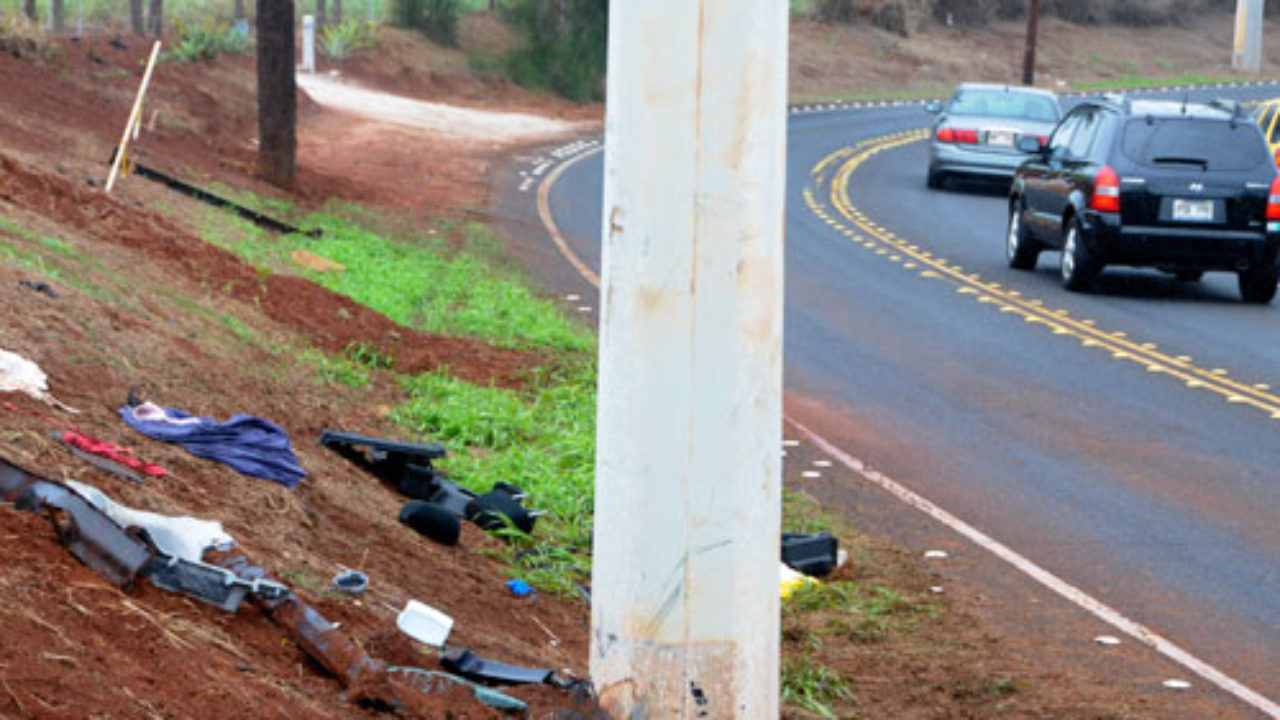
[788,418,1280,719]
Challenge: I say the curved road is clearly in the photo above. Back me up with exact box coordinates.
[517,84,1280,718]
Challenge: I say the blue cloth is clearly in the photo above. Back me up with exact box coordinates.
[119,405,306,488]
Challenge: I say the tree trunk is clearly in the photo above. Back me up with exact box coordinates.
[258,0,297,188]
[22,0,36,23]
[234,0,246,22]
[130,0,145,33]
[51,0,64,31]
[316,0,326,28]
[147,0,164,36]
[332,0,341,25]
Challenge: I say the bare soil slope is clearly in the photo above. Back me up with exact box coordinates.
[0,10,1273,720]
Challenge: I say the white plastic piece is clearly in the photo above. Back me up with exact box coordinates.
[812,460,832,468]
[1163,679,1192,690]
[1094,635,1122,646]
[397,600,453,648]
[923,550,949,559]
[929,586,944,594]
[66,480,233,563]
[801,471,821,479]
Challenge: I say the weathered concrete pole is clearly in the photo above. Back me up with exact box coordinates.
[589,1,789,717]
[1232,0,1264,73]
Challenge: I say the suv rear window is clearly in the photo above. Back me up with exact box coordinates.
[948,90,1059,122]
[1121,118,1269,171]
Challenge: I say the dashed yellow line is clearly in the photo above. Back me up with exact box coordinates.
[804,130,1280,421]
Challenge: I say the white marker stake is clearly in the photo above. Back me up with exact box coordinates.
[104,40,161,195]
[301,15,316,74]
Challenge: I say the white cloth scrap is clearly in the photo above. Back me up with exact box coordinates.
[66,480,235,563]
[0,349,78,412]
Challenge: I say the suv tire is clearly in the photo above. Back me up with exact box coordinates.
[1238,263,1279,304]
[1006,204,1040,270]
[1060,218,1101,291]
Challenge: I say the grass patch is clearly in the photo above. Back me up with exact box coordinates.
[391,359,597,590]
[781,654,855,719]
[202,207,592,352]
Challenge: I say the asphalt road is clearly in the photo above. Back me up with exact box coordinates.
[525,83,1280,717]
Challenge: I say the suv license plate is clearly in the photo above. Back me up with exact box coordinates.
[987,130,1014,147]
[1172,198,1214,222]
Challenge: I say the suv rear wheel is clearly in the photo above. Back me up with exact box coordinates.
[1238,263,1279,304]
[1060,218,1101,291]
[1006,205,1040,270]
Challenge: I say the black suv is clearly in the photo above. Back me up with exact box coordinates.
[1007,95,1280,303]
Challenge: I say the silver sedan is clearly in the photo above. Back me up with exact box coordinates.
[925,83,1062,189]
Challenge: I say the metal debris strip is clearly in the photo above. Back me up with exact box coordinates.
[108,148,321,238]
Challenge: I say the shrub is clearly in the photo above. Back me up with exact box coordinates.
[814,0,857,23]
[503,0,608,102]
[322,19,378,60]
[393,0,459,46]
[167,19,252,62]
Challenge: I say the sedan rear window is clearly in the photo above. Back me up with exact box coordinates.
[1121,118,1269,171]
[948,90,1059,122]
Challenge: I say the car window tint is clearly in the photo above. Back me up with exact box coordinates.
[1049,114,1081,153]
[1065,110,1099,160]
[1121,118,1269,171]
[948,90,1059,121]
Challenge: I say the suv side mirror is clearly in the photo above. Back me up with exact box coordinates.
[924,101,943,115]
[1017,135,1045,154]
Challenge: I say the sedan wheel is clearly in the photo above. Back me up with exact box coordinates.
[1006,206,1039,270]
[1060,220,1101,292]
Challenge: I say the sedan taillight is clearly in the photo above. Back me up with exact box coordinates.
[1090,165,1121,213]
[936,126,978,144]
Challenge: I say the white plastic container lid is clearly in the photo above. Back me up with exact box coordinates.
[396,599,454,648]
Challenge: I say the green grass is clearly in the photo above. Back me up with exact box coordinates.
[391,360,597,589]
[196,202,599,593]
[202,208,592,352]
[781,655,855,719]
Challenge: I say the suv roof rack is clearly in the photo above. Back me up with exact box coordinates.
[1208,97,1247,119]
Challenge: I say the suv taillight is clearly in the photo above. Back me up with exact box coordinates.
[1267,175,1280,221]
[1091,165,1121,213]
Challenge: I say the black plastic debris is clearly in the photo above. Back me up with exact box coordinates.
[781,532,839,578]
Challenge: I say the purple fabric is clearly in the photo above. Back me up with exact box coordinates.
[119,405,305,488]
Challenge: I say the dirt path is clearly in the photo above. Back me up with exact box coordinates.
[298,73,586,144]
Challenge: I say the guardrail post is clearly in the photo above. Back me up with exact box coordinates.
[589,0,789,717]
[1232,0,1263,73]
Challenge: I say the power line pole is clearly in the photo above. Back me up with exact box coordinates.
[1022,0,1039,86]
[590,0,788,717]
[1232,0,1263,73]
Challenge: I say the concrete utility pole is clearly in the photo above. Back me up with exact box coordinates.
[1232,0,1264,73]
[1022,0,1040,86]
[590,0,788,717]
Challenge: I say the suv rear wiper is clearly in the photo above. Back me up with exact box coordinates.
[1151,156,1208,169]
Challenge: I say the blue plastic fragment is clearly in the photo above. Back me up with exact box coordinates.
[505,579,533,597]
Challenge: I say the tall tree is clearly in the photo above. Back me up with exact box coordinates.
[21,0,36,22]
[234,0,247,25]
[333,0,342,25]
[258,0,297,188]
[130,0,145,33]
[51,0,64,31]
[147,0,164,35]
[316,0,326,28]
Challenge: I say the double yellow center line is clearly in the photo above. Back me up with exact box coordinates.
[804,129,1280,421]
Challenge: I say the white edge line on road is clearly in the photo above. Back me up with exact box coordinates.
[535,138,1280,720]
[787,423,1280,719]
